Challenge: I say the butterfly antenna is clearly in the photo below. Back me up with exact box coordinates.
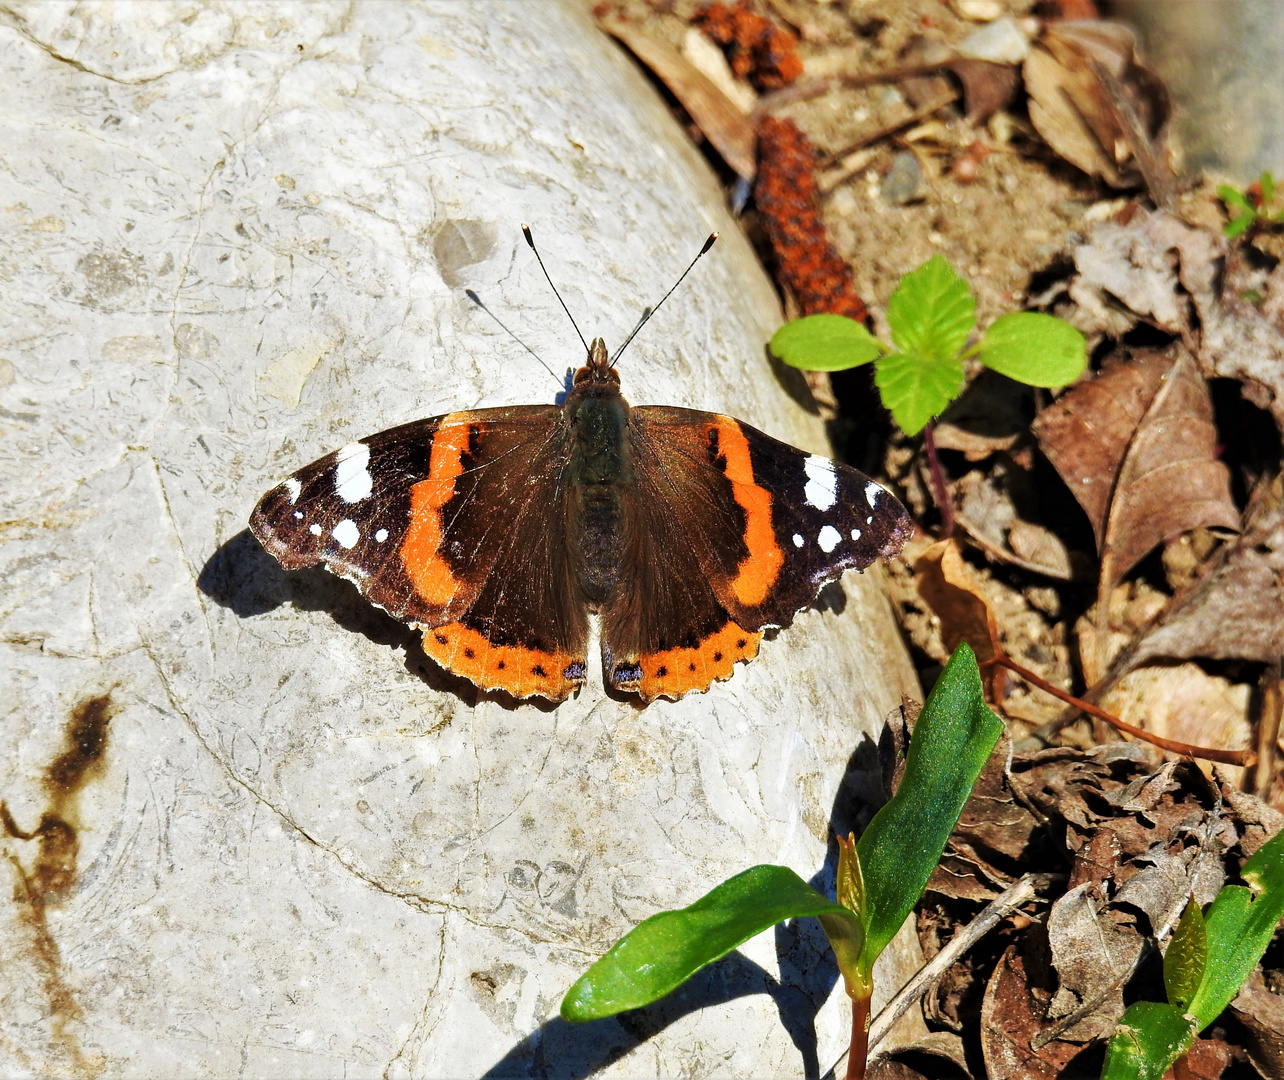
[612,232,717,366]
[464,288,561,383]
[522,224,589,354]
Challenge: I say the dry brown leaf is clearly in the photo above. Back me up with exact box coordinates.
[1098,351,1240,600]
[1044,883,1143,1041]
[1007,521,1073,580]
[915,540,998,663]
[981,943,1083,1079]
[599,18,757,180]
[1032,350,1173,550]
[1229,969,1284,1080]
[946,58,1021,123]
[1131,473,1284,667]
[1023,20,1169,188]
[1068,209,1284,435]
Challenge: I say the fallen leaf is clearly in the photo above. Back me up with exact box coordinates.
[1032,350,1173,550]
[915,540,998,663]
[946,58,1021,123]
[1229,969,1284,1080]
[936,369,1031,462]
[1098,351,1240,602]
[981,942,1084,1079]
[927,729,1040,903]
[1007,520,1073,580]
[1068,208,1284,435]
[1043,883,1143,1041]
[681,27,757,114]
[1130,473,1284,667]
[599,17,757,179]
[1023,20,1169,189]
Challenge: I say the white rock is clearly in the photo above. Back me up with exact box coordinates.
[0,2,922,1076]
[958,15,1031,65]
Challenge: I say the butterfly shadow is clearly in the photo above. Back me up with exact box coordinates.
[196,529,558,712]
[479,717,902,1080]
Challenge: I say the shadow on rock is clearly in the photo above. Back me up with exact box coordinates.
[482,718,904,1080]
[196,528,521,706]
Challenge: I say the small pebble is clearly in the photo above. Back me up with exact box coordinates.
[881,151,923,205]
[954,0,1003,20]
[957,16,1030,64]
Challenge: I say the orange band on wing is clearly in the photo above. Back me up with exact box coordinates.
[713,417,783,608]
[401,413,473,607]
[422,621,585,702]
[638,620,761,701]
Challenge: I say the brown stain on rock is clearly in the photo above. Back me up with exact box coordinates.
[2,691,114,1078]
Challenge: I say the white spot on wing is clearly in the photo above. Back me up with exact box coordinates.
[283,477,302,504]
[309,523,322,536]
[851,527,862,541]
[334,442,373,503]
[375,528,389,543]
[804,455,838,511]
[792,533,804,548]
[817,525,842,553]
[293,510,303,519]
[332,519,360,549]
[865,481,881,508]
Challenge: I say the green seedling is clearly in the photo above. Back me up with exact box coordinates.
[1100,826,1284,1080]
[560,644,1005,1079]
[769,255,1086,436]
[1218,171,1284,239]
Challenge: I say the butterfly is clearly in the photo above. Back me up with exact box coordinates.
[250,230,912,702]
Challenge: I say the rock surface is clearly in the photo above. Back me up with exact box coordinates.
[0,2,920,1076]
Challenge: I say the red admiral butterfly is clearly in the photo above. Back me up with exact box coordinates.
[251,230,911,702]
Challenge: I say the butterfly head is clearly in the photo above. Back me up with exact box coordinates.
[572,337,620,391]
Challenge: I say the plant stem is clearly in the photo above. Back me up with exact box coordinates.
[846,994,870,1080]
[921,421,954,539]
[993,653,1254,767]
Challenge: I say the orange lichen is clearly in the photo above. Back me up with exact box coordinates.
[693,2,803,91]
[754,116,869,322]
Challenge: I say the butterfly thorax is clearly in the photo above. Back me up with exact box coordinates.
[565,338,633,604]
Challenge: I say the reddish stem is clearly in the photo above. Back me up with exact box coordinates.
[846,994,870,1080]
[921,422,954,539]
[987,653,1255,768]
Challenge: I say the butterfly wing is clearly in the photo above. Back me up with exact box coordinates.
[250,407,590,701]
[599,488,762,703]
[626,405,912,631]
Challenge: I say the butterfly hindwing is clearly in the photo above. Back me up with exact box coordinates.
[250,407,590,701]
[599,490,761,702]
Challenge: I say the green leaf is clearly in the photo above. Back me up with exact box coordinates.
[886,255,976,363]
[852,644,1004,985]
[770,313,884,371]
[874,351,965,436]
[1225,212,1256,239]
[1100,1001,1198,1080]
[1164,898,1208,1011]
[560,865,862,1021]
[1186,826,1284,1028]
[1218,184,1253,213]
[977,312,1086,388]
[1261,171,1276,206]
